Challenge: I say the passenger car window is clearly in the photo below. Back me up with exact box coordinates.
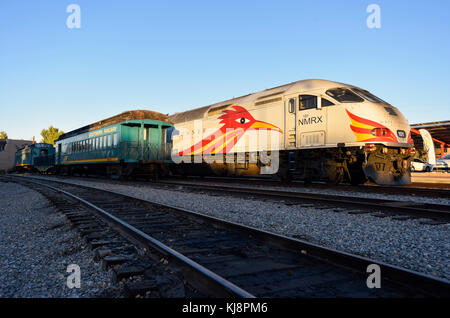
[326,88,364,103]
[299,95,317,110]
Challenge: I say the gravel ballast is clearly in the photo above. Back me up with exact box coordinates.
[0,181,117,297]
[19,175,450,281]
[159,179,450,206]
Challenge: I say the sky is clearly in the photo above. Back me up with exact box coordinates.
[1,0,449,140]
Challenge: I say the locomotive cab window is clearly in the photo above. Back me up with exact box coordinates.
[326,88,364,103]
[351,88,388,104]
[299,95,317,110]
[288,98,296,113]
[321,98,334,107]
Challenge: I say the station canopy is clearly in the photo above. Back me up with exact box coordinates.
[410,120,450,151]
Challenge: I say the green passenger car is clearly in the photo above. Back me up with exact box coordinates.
[55,110,173,178]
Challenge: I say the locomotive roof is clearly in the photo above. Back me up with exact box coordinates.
[16,142,53,152]
[169,79,351,123]
[57,110,172,141]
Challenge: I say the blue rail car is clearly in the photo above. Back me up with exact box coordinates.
[15,143,55,173]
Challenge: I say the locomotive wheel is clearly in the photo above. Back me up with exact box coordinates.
[107,165,123,180]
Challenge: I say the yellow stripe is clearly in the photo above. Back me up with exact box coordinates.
[191,134,226,155]
[62,157,119,164]
[191,130,239,155]
[190,130,230,155]
[212,131,241,154]
[16,163,29,166]
[350,118,374,130]
[354,132,374,142]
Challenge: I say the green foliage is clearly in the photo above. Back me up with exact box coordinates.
[0,131,7,139]
[40,126,64,145]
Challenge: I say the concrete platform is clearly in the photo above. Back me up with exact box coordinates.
[412,172,450,184]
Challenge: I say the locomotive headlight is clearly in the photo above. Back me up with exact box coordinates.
[371,128,389,137]
[365,143,377,152]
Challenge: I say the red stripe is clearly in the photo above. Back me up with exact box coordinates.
[203,130,241,154]
[346,109,387,129]
[350,125,372,134]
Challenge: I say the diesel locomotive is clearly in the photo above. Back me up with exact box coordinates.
[169,79,414,185]
[14,143,55,173]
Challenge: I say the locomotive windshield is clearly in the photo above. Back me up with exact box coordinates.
[351,88,388,104]
[325,88,364,103]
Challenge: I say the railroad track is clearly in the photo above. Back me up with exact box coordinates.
[167,176,450,199]
[15,174,450,224]
[147,180,450,225]
[15,172,450,198]
[4,175,450,298]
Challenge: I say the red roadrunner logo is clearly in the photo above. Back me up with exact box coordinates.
[346,109,398,143]
[180,105,283,155]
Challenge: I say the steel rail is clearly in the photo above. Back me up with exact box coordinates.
[5,176,254,298]
[167,175,450,198]
[152,180,450,221]
[6,175,450,297]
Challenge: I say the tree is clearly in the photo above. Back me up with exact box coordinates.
[40,126,64,145]
[0,131,7,139]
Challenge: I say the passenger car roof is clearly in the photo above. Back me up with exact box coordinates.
[57,110,171,141]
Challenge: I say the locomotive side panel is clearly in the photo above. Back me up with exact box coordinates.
[172,100,285,176]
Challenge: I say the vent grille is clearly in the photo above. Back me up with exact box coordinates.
[207,104,233,117]
[257,91,285,100]
[254,97,282,106]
